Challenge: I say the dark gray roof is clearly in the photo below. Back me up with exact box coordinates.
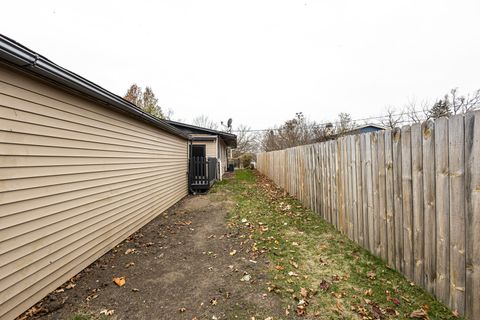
[0,34,188,139]
[165,120,237,148]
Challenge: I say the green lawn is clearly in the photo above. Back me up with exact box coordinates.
[216,169,460,319]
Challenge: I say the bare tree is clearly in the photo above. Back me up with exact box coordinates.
[192,115,219,130]
[380,107,404,129]
[260,112,331,151]
[232,124,257,157]
[164,108,175,120]
[403,98,431,124]
[450,88,480,114]
[261,129,281,152]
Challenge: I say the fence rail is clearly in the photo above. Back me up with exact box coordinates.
[257,111,479,318]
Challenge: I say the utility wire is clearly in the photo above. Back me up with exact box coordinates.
[231,109,428,133]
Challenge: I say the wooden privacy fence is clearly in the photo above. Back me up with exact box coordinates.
[256,111,480,318]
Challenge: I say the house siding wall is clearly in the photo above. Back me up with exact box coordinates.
[218,139,228,176]
[191,135,217,159]
[0,63,188,320]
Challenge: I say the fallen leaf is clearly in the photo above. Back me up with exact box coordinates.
[290,260,299,268]
[113,276,126,287]
[125,262,135,268]
[288,271,298,277]
[300,287,308,298]
[275,265,284,271]
[65,282,76,290]
[229,250,237,256]
[85,294,98,302]
[179,307,186,312]
[100,309,114,316]
[410,308,429,319]
[125,248,137,255]
[240,274,251,282]
[367,271,376,280]
[132,288,139,292]
[24,305,48,317]
[336,299,344,312]
[319,280,330,291]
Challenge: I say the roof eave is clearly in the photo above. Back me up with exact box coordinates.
[0,34,188,140]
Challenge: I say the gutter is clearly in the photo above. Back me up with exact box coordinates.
[0,34,189,140]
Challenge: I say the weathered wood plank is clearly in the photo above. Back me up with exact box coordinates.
[422,120,436,294]
[315,144,322,219]
[392,128,404,272]
[365,133,374,251]
[448,113,465,314]
[401,125,414,281]
[338,138,346,233]
[345,137,353,237]
[371,132,381,256]
[411,123,425,287]
[377,131,388,261]
[344,137,351,238]
[361,134,369,248]
[355,134,364,245]
[325,141,332,223]
[435,117,450,303]
[321,143,327,219]
[350,135,359,244]
[464,110,479,319]
[347,136,357,241]
[331,140,338,228]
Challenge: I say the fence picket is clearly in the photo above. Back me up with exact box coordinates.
[448,114,465,313]
[465,110,480,319]
[355,134,365,246]
[422,120,436,294]
[349,136,358,243]
[411,123,425,287]
[401,125,414,281]
[435,117,450,303]
[384,130,395,268]
[371,132,381,256]
[392,128,404,272]
[377,131,388,261]
[361,134,369,248]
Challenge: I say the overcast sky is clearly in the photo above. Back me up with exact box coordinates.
[2,0,479,130]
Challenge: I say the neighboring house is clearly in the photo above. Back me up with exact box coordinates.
[0,35,235,320]
[164,120,237,192]
[344,123,385,136]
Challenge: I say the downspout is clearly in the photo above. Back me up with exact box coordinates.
[187,139,195,194]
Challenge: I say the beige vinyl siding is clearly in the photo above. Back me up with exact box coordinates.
[218,139,228,176]
[0,63,188,320]
[191,135,217,158]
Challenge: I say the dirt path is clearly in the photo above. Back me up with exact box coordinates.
[33,177,284,320]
